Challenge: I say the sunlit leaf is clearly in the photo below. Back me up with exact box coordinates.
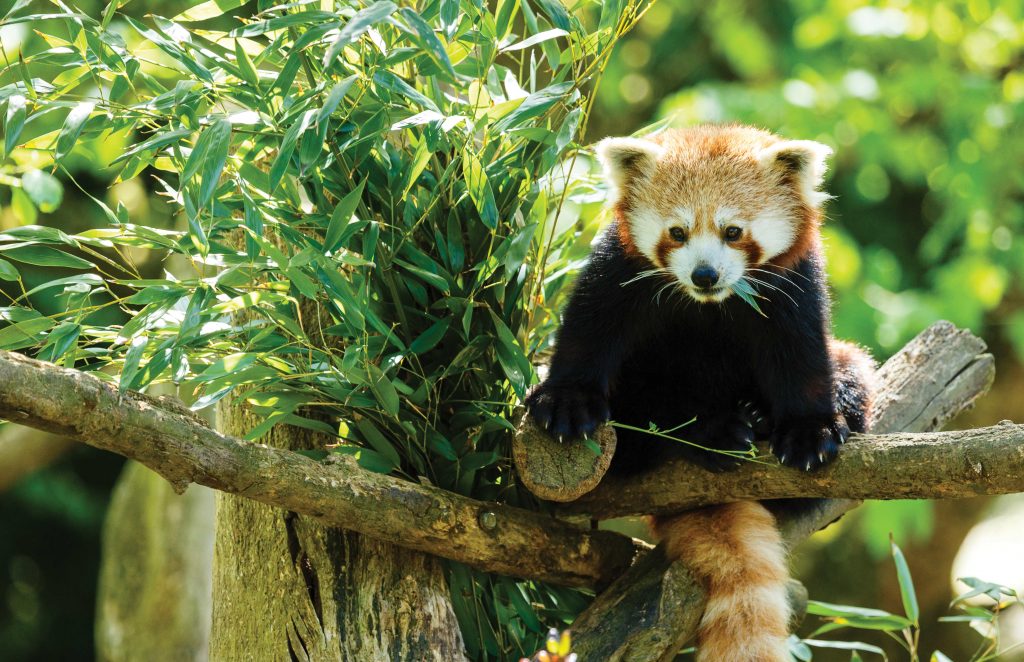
[21,170,64,213]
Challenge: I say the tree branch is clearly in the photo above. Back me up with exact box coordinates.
[0,350,643,588]
[562,423,1021,519]
[570,320,999,661]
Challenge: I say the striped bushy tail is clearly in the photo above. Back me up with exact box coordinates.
[654,501,791,662]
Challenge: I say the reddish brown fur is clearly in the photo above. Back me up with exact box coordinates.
[613,200,640,256]
[610,125,824,269]
[732,231,765,265]
[655,235,675,267]
[655,502,791,661]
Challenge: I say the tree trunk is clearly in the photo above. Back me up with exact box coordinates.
[209,394,467,661]
[96,461,216,662]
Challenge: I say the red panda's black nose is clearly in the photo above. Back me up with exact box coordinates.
[691,266,720,288]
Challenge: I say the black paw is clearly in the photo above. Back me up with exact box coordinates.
[682,412,757,473]
[524,382,610,441]
[737,400,773,439]
[771,413,850,471]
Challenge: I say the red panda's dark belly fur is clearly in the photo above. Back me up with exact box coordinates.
[534,223,873,476]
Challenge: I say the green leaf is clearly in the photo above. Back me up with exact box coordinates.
[353,417,402,467]
[19,274,103,300]
[270,109,316,193]
[501,28,568,51]
[366,363,400,416]
[174,0,247,21]
[733,278,767,317]
[323,1,398,68]
[21,170,64,213]
[0,258,19,281]
[111,127,192,165]
[807,601,913,632]
[317,75,357,127]
[55,101,95,161]
[3,244,92,269]
[373,71,440,112]
[119,335,148,391]
[488,309,530,397]
[101,0,132,27]
[891,538,920,623]
[123,15,214,83]
[196,118,232,208]
[10,188,36,225]
[504,222,537,276]
[463,153,498,229]
[4,95,26,157]
[397,8,455,79]
[533,0,572,31]
[409,320,450,354]
[0,317,54,350]
[233,39,259,87]
[39,322,81,363]
[803,639,887,657]
[493,82,572,131]
[324,178,365,253]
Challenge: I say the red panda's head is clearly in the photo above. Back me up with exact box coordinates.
[597,125,832,303]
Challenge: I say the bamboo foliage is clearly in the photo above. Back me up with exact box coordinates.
[0,0,652,657]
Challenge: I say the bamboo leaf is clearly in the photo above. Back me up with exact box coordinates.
[4,95,26,157]
[463,153,498,229]
[174,0,248,22]
[21,170,64,213]
[55,101,94,161]
[3,244,91,269]
[891,538,920,623]
[323,1,398,68]
[324,178,365,253]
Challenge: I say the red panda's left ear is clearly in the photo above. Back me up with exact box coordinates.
[758,140,833,207]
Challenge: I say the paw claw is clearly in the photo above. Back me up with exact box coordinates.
[771,414,847,472]
[524,382,609,442]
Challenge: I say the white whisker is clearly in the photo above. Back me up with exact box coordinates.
[743,275,799,307]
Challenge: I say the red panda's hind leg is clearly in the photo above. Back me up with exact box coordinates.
[830,339,876,434]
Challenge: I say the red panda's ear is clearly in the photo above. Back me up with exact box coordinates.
[758,140,833,207]
[596,137,664,191]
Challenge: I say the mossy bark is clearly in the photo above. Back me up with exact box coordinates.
[208,393,467,661]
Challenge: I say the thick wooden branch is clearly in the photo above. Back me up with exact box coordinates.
[0,350,643,588]
[563,423,1020,519]
[570,321,999,661]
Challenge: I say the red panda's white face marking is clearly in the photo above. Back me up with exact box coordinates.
[597,126,832,304]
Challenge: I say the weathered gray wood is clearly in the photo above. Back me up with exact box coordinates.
[569,321,997,661]
[0,349,642,588]
[513,412,616,501]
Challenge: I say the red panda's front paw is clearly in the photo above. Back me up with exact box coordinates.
[771,414,850,471]
[524,382,610,441]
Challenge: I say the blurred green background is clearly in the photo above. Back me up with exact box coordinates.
[2,0,1023,659]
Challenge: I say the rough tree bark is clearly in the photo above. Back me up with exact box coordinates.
[209,378,468,661]
[0,348,642,587]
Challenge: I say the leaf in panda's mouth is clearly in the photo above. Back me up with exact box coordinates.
[732,278,768,317]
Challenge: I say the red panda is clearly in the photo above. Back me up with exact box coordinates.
[525,125,875,660]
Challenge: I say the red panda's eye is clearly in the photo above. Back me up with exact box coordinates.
[669,227,687,242]
[724,226,742,241]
